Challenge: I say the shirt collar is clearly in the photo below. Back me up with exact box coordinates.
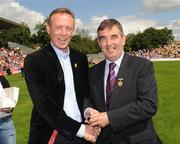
[106,51,124,68]
[51,42,70,58]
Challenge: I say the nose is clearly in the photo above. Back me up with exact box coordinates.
[107,38,113,46]
[60,27,67,36]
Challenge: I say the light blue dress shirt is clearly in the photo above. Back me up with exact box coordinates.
[51,43,85,138]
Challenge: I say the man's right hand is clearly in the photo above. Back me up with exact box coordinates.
[83,124,100,143]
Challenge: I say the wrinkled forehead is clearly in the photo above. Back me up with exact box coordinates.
[49,13,75,26]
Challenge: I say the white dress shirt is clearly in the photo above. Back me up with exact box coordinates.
[104,52,124,102]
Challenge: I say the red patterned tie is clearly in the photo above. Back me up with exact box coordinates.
[106,63,116,109]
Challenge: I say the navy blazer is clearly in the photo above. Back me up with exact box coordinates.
[24,44,89,144]
[88,53,161,144]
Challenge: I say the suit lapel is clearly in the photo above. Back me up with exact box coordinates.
[44,44,65,106]
[116,53,129,80]
[96,60,107,110]
[45,44,64,79]
[110,53,130,107]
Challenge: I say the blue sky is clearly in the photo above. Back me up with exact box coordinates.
[0,0,180,40]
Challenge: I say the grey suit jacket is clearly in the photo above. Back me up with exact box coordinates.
[88,53,161,144]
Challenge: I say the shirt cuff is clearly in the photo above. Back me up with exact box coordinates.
[76,124,85,138]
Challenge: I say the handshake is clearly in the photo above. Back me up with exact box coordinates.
[83,108,110,143]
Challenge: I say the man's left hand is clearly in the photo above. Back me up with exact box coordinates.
[89,112,109,128]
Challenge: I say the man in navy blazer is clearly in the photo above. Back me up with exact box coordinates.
[86,19,162,144]
[24,8,98,144]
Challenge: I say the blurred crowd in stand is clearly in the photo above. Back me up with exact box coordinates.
[88,42,180,64]
[129,43,180,59]
[0,47,27,76]
[0,42,180,75]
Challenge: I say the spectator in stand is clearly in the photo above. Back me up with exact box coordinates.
[20,62,24,77]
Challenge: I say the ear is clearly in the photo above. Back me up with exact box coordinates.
[97,38,101,47]
[122,35,126,46]
[72,27,75,36]
[46,23,50,35]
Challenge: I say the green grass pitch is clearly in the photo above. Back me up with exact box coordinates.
[7,61,180,144]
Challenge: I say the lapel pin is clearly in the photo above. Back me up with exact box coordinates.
[118,78,124,87]
[74,63,77,68]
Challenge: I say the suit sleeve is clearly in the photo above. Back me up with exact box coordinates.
[82,58,94,112]
[24,54,81,140]
[108,60,158,132]
[0,76,10,88]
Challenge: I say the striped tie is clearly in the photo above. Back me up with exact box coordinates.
[106,63,116,109]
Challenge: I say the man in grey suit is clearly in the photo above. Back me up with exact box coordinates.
[86,19,162,144]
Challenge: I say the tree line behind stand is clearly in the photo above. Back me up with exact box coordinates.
[0,19,174,54]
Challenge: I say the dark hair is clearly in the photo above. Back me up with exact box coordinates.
[97,19,124,35]
[47,7,75,25]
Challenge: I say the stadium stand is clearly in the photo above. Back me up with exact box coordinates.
[0,17,28,75]
[0,47,26,75]
[88,42,180,64]
[8,42,35,54]
[0,17,21,30]
[1,17,180,74]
